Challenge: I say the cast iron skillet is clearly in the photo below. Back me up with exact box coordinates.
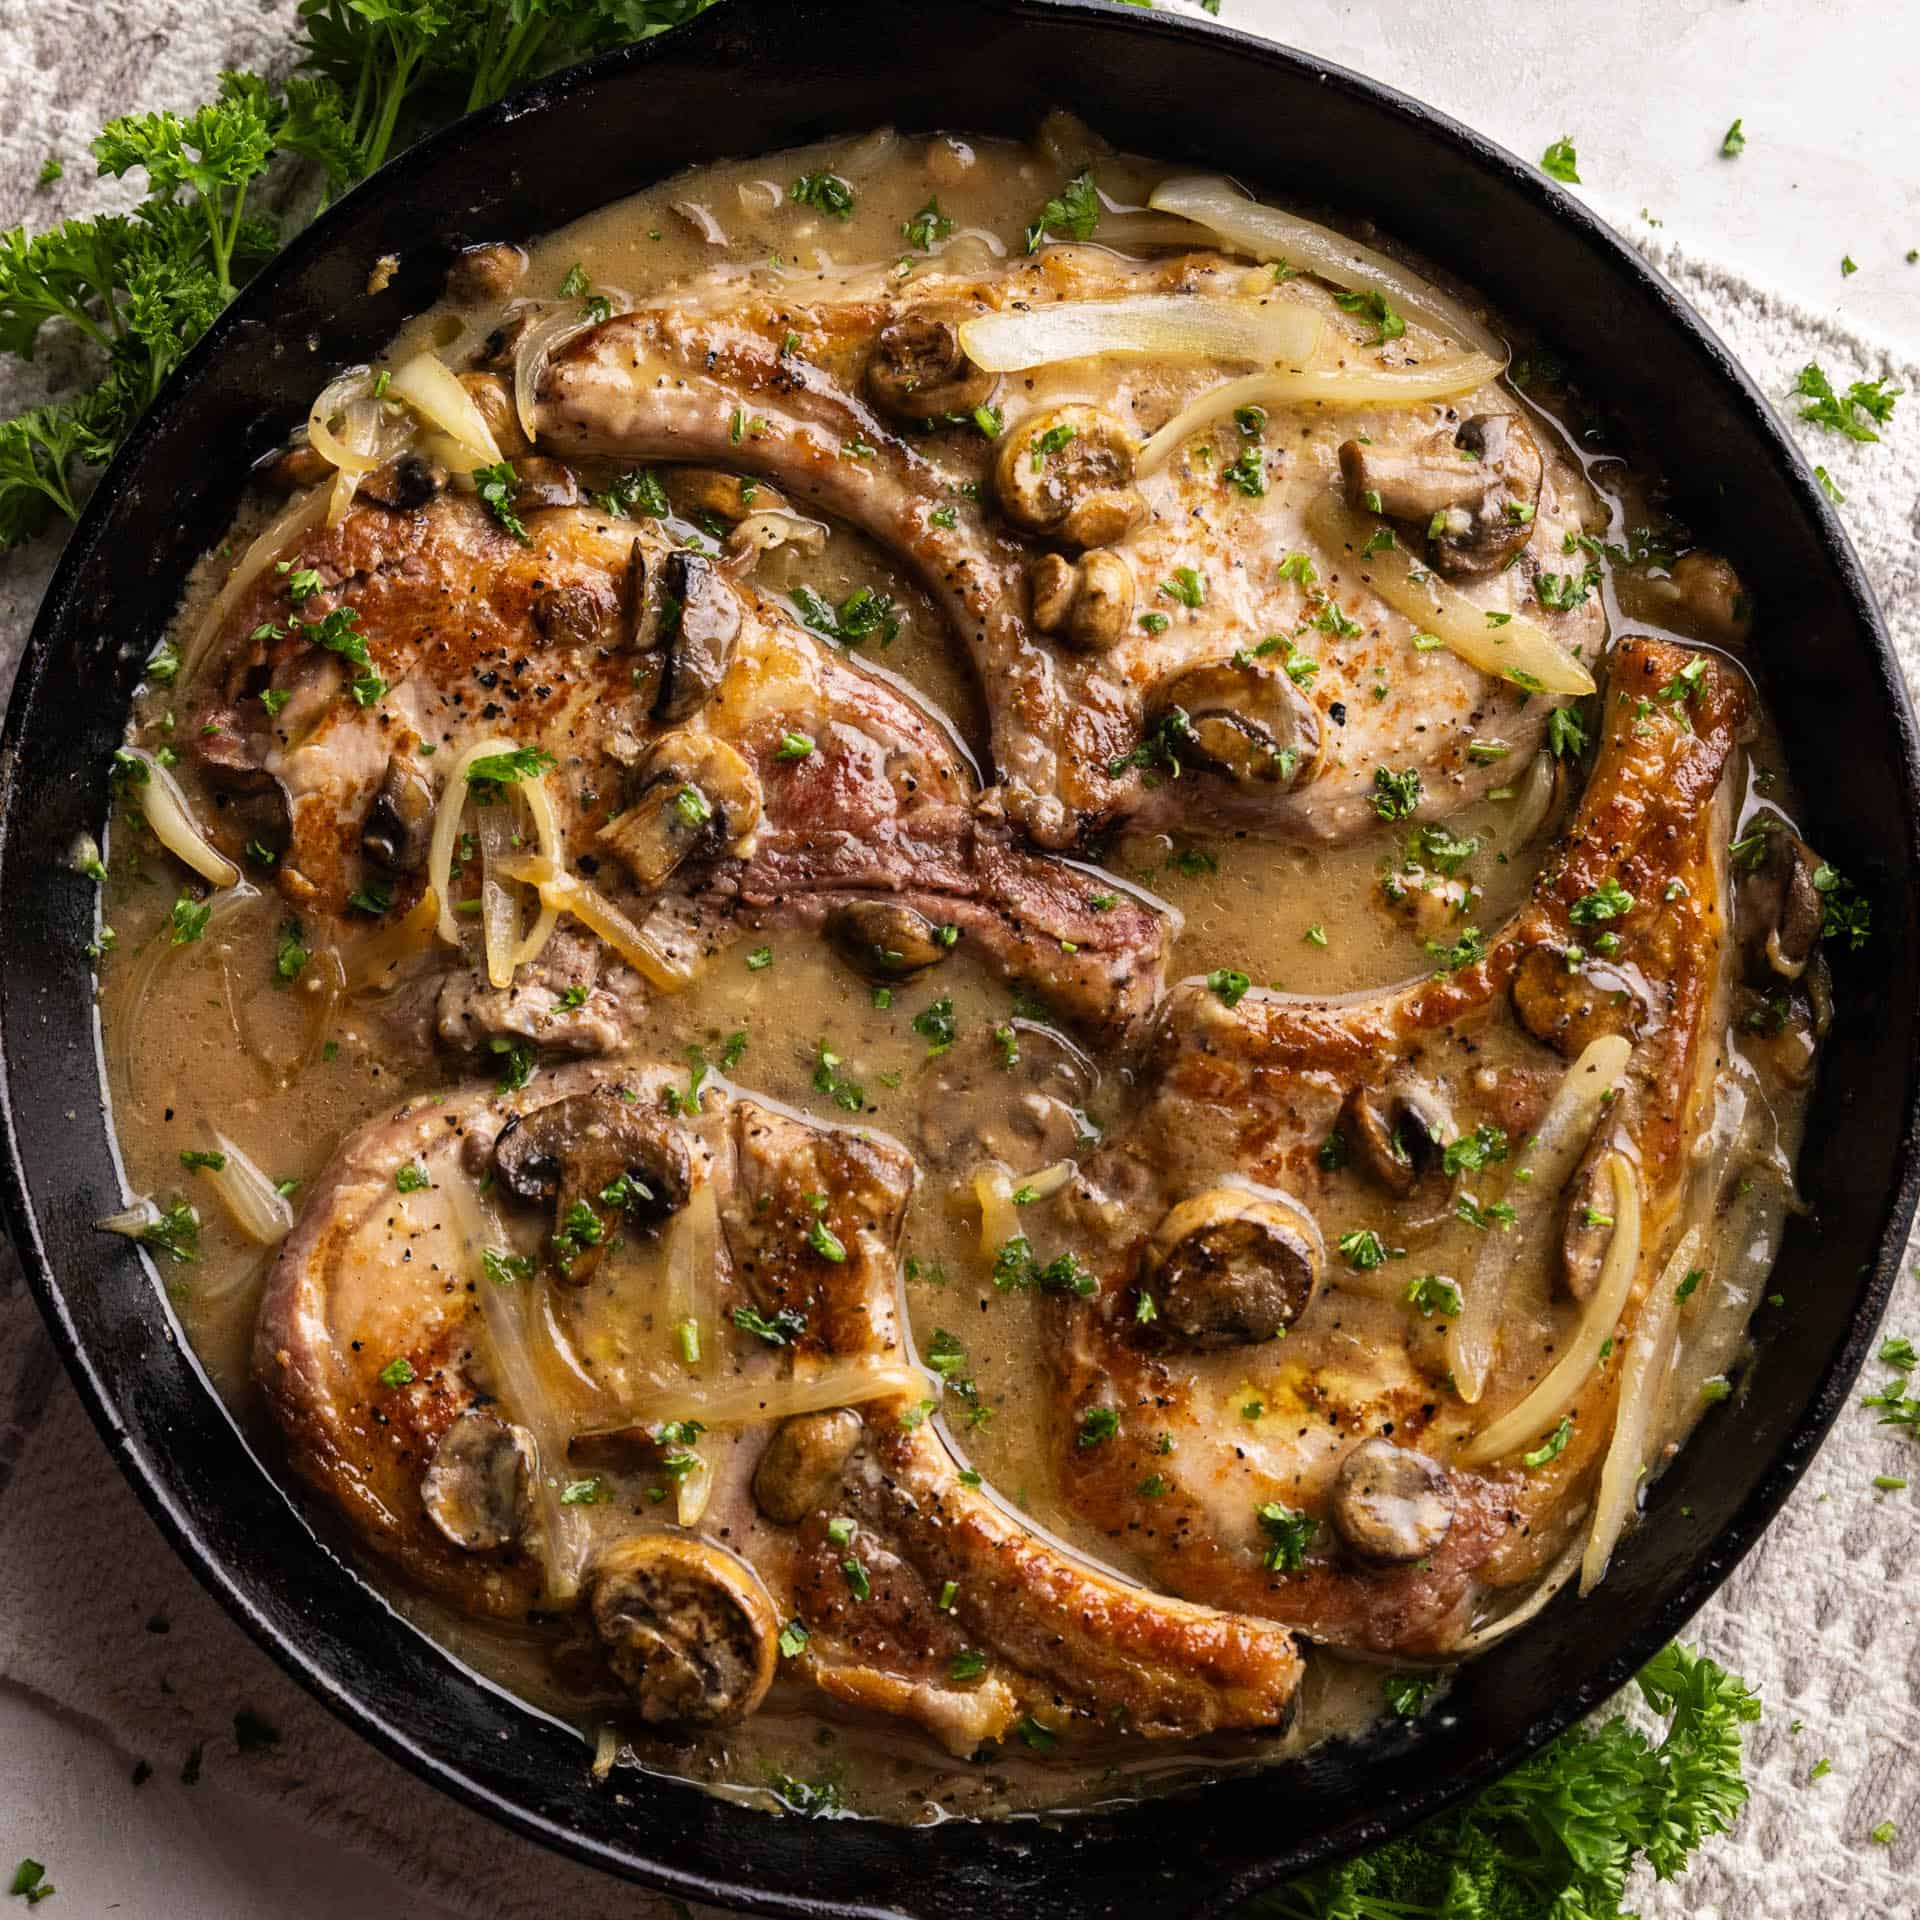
[1,1,1913,1913]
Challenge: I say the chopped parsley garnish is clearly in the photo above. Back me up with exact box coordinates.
[902,196,953,250]
[1570,876,1635,925]
[778,1619,809,1659]
[1207,967,1251,1008]
[488,1034,533,1093]
[465,745,556,800]
[791,582,901,649]
[377,1355,414,1388]
[1370,766,1423,822]
[1023,168,1100,252]
[991,1236,1094,1297]
[169,893,210,945]
[789,170,854,219]
[1792,361,1901,442]
[1384,1672,1439,1717]
[1441,1125,1508,1175]
[272,919,310,984]
[1223,444,1267,496]
[1077,1406,1120,1448]
[1338,1228,1394,1271]
[734,1303,809,1344]
[472,461,529,541]
[1406,1273,1464,1318]
[1547,707,1588,758]
[1256,1500,1316,1572]
[775,730,815,761]
[910,996,957,1057]
[811,1039,865,1112]
[746,945,773,971]
[1457,1193,1518,1232]
[1523,1415,1574,1467]
[1540,137,1582,184]
[1332,287,1406,345]
[1721,118,1746,158]
[481,1245,532,1287]
[1159,565,1207,609]
[589,467,670,519]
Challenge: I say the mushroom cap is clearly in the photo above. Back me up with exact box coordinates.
[1738,819,1824,982]
[1147,1186,1323,1349]
[361,749,436,874]
[1329,1439,1455,1564]
[1030,548,1134,653]
[826,900,953,982]
[492,1087,693,1282]
[445,241,528,305]
[864,309,997,421]
[457,371,530,458]
[1339,412,1542,577]
[1152,658,1320,788]
[588,1534,779,1727]
[752,1408,863,1526]
[359,452,446,515]
[651,549,743,724]
[1339,1082,1450,1198]
[597,730,762,894]
[531,580,618,648]
[667,467,791,526]
[421,1410,535,1553]
[993,404,1146,550]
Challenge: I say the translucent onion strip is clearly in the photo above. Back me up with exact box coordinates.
[115,749,240,887]
[506,773,562,970]
[512,302,601,446]
[973,1167,1020,1256]
[959,294,1322,373]
[426,735,520,946]
[1148,176,1507,362]
[1461,1155,1642,1465]
[204,1130,296,1243]
[307,366,382,474]
[1138,359,1499,473]
[497,854,695,992]
[661,1179,718,1378]
[585,1362,932,1439]
[1451,1536,1584,1654]
[675,1452,714,1528]
[386,351,501,472]
[1580,1228,1698,1596]
[476,806,520,991]
[325,397,381,531]
[444,1169,589,1603]
[343,887,440,994]
[1448,1033,1631,1401]
[1307,494,1596,697]
[182,484,330,683]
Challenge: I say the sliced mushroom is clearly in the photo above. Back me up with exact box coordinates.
[667,468,789,526]
[256,439,334,493]
[993,405,1146,550]
[1340,1082,1451,1198]
[1511,944,1644,1057]
[457,371,531,459]
[421,1410,534,1553]
[1329,1439,1454,1565]
[597,732,763,893]
[865,309,997,421]
[917,1021,1097,1170]
[1146,1187,1322,1349]
[532,581,618,649]
[492,1087,693,1283]
[652,550,742,723]
[1650,549,1751,646]
[510,455,581,514]
[359,451,446,514]
[1030,549,1134,652]
[1339,413,1543,576]
[587,1535,778,1728]
[446,242,528,305]
[361,749,436,873]
[752,1409,863,1525]
[1737,818,1824,982]
[826,900,953,983]
[1559,1133,1617,1302]
[1148,659,1320,788]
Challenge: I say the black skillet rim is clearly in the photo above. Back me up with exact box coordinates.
[1,1,1915,1914]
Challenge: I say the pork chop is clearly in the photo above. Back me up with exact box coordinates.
[535,245,1601,848]
[254,1060,1303,1754]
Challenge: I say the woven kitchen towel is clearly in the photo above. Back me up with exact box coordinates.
[2,11,1918,1918]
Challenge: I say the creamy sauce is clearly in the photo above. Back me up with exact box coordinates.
[97,119,1817,1821]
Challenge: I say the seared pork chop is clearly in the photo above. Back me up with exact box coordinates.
[190,491,1169,1044]
[535,246,1600,847]
[255,1061,1303,1751]
[1045,637,1750,1652]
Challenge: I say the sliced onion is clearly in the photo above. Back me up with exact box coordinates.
[512,302,600,446]
[115,749,240,889]
[202,1130,296,1244]
[181,485,331,684]
[1451,1536,1583,1652]
[675,1451,714,1527]
[974,1167,1020,1256]
[1148,176,1507,362]
[1461,1155,1641,1465]
[307,367,382,475]
[1137,359,1499,473]
[386,351,501,472]
[585,1362,932,1439]
[959,294,1322,373]
[444,1169,589,1603]
[590,1725,619,1781]
[426,735,520,947]
[662,1178,718,1378]
[497,854,695,992]
[725,509,828,569]
[1448,1033,1631,1402]
[1090,209,1215,251]
[476,806,520,991]
[1580,1227,1697,1595]
[1307,494,1596,697]
[1011,1160,1075,1205]
[506,772,563,970]
[325,397,381,531]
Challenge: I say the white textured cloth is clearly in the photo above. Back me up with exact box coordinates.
[1,9,1916,1916]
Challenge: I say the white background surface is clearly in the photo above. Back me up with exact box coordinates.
[0,2,1915,1916]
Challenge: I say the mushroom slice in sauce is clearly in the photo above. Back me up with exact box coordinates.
[1329,1439,1455,1565]
[1339,412,1543,576]
[1146,1186,1323,1349]
[651,550,743,723]
[491,1086,691,1283]
[421,1410,535,1553]
[864,308,997,420]
[597,732,762,893]
[993,404,1146,549]
[361,749,436,873]
[752,1409,864,1526]
[826,900,953,983]
[1150,658,1320,788]
[587,1534,779,1728]
[1030,548,1134,652]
